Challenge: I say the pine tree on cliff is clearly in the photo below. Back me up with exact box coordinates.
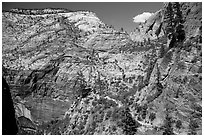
[172,2,185,42]
[164,2,185,49]
[164,2,184,33]
[164,3,176,49]
[164,2,174,36]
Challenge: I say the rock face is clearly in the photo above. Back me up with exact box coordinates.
[2,3,202,135]
[130,2,202,42]
[130,9,164,42]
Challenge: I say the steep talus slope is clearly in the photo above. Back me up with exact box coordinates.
[2,2,202,135]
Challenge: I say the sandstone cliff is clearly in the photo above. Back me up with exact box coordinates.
[2,3,202,135]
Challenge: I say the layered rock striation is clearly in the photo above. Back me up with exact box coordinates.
[2,3,202,135]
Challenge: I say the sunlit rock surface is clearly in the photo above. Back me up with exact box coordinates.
[2,3,202,135]
[130,2,202,42]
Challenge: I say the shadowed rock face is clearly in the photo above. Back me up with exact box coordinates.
[2,77,18,135]
[2,3,202,135]
[180,2,202,38]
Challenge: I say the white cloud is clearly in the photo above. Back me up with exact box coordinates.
[133,12,154,23]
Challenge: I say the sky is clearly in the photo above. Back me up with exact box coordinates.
[2,2,163,32]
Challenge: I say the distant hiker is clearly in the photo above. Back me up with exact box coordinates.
[2,77,18,134]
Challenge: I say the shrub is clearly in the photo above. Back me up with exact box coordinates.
[162,114,174,135]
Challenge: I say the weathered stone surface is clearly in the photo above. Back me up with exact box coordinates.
[130,2,202,42]
[2,3,202,135]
